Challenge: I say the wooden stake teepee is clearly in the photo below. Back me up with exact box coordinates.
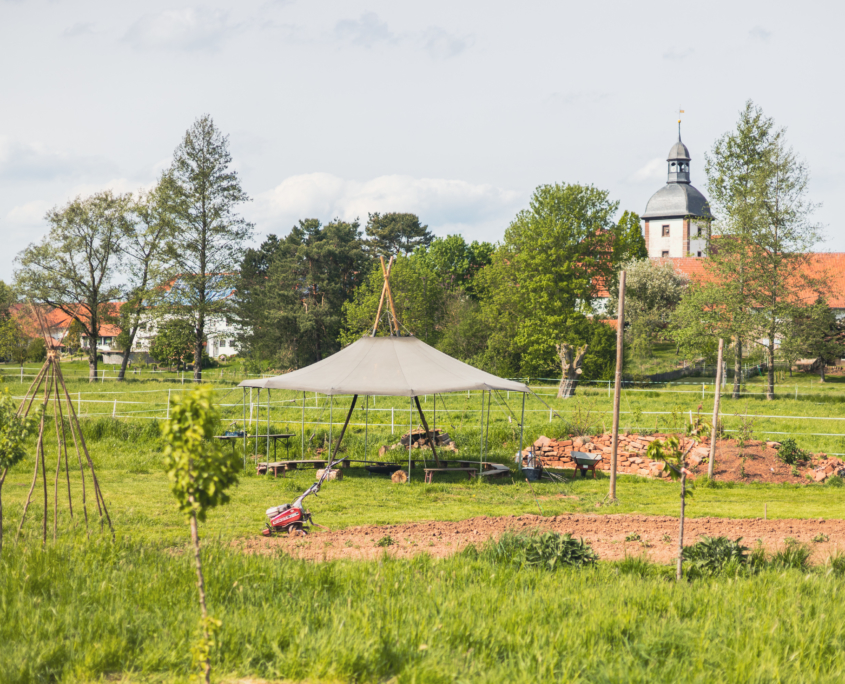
[14,304,113,544]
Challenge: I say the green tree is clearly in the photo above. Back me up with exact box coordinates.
[704,101,821,400]
[150,319,196,370]
[0,392,37,556]
[0,317,30,365]
[0,281,16,317]
[435,293,488,364]
[232,220,367,368]
[781,299,844,382]
[341,253,446,345]
[365,212,433,257]
[114,185,175,380]
[608,258,688,372]
[13,192,128,381]
[26,337,46,363]
[475,183,620,377]
[612,210,648,265]
[161,115,253,382]
[160,386,239,684]
[671,281,740,366]
[415,234,494,297]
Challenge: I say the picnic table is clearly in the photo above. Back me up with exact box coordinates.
[214,433,295,461]
[423,467,477,484]
[257,458,350,477]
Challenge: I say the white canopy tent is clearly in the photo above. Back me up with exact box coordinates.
[238,336,530,478]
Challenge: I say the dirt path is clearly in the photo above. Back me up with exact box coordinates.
[242,512,843,565]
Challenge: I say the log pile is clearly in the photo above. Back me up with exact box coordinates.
[379,428,458,456]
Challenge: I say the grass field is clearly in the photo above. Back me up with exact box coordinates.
[3,361,845,682]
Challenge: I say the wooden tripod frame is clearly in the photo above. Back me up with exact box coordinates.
[371,256,401,336]
[14,304,113,544]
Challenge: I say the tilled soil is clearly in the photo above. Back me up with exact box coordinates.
[241,513,843,565]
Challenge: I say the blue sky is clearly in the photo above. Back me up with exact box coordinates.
[1,0,842,281]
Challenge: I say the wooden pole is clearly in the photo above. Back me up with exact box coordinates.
[380,256,401,335]
[414,396,442,467]
[17,368,50,543]
[708,338,724,479]
[609,270,626,502]
[677,472,687,581]
[371,257,394,336]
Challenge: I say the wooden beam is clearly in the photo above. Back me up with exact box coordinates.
[414,396,442,467]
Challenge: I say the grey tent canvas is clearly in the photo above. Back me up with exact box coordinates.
[239,336,529,397]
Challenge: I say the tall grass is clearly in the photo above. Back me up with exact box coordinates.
[4,538,845,683]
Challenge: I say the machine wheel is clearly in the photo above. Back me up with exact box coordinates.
[289,523,308,537]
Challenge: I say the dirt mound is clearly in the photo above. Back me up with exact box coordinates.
[241,513,843,565]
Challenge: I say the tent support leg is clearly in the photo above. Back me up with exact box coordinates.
[364,395,369,464]
[254,389,259,462]
[329,395,358,463]
[329,395,333,458]
[414,396,442,467]
[408,396,412,482]
[266,389,271,464]
[479,390,484,467]
[301,391,305,458]
[518,393,525,472]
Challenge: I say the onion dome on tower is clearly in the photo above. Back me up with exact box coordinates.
[641,124,711,259]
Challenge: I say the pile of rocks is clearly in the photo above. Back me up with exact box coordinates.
[810,456,844,482]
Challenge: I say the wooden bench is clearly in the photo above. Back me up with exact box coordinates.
[257,459,349,477]
[424,467,477,484]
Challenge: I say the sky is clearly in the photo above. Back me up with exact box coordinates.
[1,0,843,281]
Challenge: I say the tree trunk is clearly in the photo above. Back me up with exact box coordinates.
[116,328,138,381]
[766,338,775,400]
[732,339,742,399]
[88,340,98,383]
[194,314,204,382]
[189,507,211,684]
[676,472,686,581]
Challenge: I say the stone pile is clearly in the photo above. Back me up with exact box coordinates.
[379,428,458,457]
[810,457,844,482]
[524,433,705,479]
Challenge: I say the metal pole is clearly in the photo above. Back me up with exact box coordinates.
[254,389,259,460]
[609,270,626,502]
[330,395,334,455]
[391,407,394,434]
[301,391,305,458]
[479,390,484,464]
[364,395,369,463]
[518,392,525,472]
[167,389,171,420]
[708,338,724,479]
[408,396,412,482]
[266,388,270,462]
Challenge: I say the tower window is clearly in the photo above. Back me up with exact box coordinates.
[697,251,702,257]
[661,250,669,258]
[662,225,670,236]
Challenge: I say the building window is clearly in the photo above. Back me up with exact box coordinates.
[662,225,670,236]
[697,251,702,257]
[661,250,669,258]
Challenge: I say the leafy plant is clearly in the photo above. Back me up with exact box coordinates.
[161,386,240,684]
[812,533,829,543]
[616,554,652,577]
[0,392,38,556]
[684,536,748,574]
[777,438,810,465]
[734,408,756,455]
[770,539,811,571]
[625,532,641,542]
[482,531,597,569]
[826,550,845,577]
[376,535,396,547]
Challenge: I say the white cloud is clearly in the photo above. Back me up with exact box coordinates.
[6,200,51,226]
[0,136,115,182]
[123,7,239,52]
[62,22,96,38]
[253,173,522,240]
[663,47,693,61]
[422,27,472,59]
[334,12,396,47]
[628,158,666,183]
[545,90,609,108]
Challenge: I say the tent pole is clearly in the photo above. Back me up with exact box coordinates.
[479,390,484,467]
[518,392,525,472]
[329,395,333,459]
[301,391,305,458]
[266,388,271,463]
[254,389,259,461]
[329,395,358,463]
[414,396,442,467]
[408,396,412,482]
[364,395,369,463]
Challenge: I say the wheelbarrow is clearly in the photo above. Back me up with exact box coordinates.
[571,452,602,478]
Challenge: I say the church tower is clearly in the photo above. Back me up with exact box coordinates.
[642,127,711,258]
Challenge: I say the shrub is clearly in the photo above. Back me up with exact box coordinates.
[770,540,811,571]
[777,438,810,465]
[684,536,748,574]
[26,337,46,362]
[616,554,652,577]
[826,550,845,577]
[482,531,597,569]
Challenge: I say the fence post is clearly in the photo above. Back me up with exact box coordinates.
[702,383,705,399]
[549,407,552,423]
[78,391,81,416]
[391,407,395,435]
[112,399,117,418]
[167,389,171,419]
[20,367,23,383]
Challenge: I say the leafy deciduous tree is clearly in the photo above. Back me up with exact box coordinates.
[0,392,37,556]
[150,319,196,370]
[365,212,433,257]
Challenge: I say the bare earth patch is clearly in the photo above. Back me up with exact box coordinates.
[240,513,843,565]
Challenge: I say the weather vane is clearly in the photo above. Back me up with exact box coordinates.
[678,107,685,139]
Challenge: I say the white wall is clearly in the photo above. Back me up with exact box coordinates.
[645,219,708,258]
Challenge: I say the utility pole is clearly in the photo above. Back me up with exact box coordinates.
[609,271,626,502]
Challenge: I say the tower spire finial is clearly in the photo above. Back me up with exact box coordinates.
[678,107,684,141]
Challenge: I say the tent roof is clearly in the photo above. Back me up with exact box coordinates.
[239,336,530,396]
